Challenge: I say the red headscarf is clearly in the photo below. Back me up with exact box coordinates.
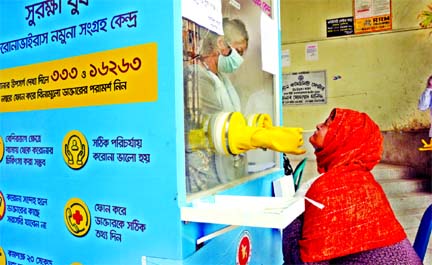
[299,108,406,262]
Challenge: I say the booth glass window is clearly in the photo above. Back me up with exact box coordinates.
[183,1,277,195]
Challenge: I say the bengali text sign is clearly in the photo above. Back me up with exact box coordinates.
[0,43,158,112]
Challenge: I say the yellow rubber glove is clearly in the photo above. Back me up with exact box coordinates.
[250,126,306,155]
[220,112,305,155]
[418,138,432,151]
[228,125,260,154]
[245,114,305,154]
[228,125,306,155]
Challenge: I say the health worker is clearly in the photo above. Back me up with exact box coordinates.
[184,17,249,193]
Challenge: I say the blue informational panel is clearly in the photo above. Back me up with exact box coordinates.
[0,1,287,265]
[0,1,186,264]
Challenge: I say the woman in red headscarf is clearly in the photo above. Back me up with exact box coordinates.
[282,108,422,264]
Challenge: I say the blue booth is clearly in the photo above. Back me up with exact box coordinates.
[0,1,303,264]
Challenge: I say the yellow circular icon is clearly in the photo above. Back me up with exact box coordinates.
[62,130,89,170]
[0,246,6,265]
[64,198,91,237]
[0,136,4,163]
[71,263,83,265]
[0,191,5,221]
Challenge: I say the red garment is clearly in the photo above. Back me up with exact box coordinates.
[299,108,406,262]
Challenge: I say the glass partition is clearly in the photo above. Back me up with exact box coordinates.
[182,0,277,195]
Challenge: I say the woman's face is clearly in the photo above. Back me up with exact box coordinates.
[309,111,335,150]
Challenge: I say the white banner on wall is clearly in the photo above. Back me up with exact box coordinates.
[282,71,327,105]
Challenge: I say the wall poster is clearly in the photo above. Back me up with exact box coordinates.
[282,71,327,105]
[353,0,392,34]
[326,16,354,37]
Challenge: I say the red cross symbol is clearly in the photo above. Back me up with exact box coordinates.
[72,209,83,225]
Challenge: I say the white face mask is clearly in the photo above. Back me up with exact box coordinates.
[217,47,244,73]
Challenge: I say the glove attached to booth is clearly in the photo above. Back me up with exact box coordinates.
[213,112,306,156]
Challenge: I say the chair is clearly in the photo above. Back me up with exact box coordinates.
[413,203,432,261]
[292,158,307,191]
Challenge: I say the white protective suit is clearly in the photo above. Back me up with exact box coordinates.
[184,63,247,193]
